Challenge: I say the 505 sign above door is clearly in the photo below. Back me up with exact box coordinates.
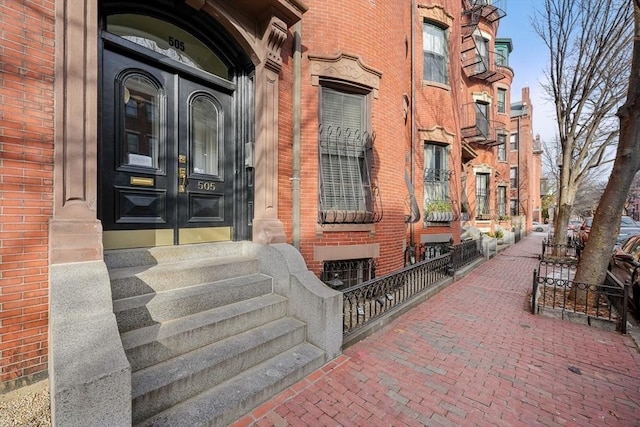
[168,36,185,51]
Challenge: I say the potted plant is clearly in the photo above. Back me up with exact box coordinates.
[425,200,454,222]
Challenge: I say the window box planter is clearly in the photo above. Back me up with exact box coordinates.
[425,200,453,223]
[426,211,454,222]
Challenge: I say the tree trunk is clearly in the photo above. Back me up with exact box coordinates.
[553,166,577,255]
[573,0,640,304]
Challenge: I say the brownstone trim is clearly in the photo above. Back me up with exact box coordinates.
[309,52,382,98]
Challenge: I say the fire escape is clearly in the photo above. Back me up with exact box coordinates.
[461,0,507,83]
[460,0,507,147]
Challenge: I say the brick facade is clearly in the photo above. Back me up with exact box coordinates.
[0,0,55,391]
[0,0,540,392]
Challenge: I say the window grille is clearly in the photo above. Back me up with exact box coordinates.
[424,144,450,201]
[424,143,452,222]
[476,173,490,219]
[318,87,381,224]
[321,258,376,289]
[498,186,507,217]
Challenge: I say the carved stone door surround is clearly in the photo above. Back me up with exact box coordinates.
[51,0,306,264]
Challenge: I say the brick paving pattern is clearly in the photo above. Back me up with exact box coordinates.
[233,235,640,427]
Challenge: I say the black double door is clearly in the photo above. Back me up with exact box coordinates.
[100,48,237,248]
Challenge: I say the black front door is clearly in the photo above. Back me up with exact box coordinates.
[100,48,235,248]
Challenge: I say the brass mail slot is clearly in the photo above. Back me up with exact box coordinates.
[130,176,154,187]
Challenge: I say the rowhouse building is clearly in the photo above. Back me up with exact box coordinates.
[0,1,540,424]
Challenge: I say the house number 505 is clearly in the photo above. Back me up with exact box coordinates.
[197,181,215,191]
[168,36,185,51]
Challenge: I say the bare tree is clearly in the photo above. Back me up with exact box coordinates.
[533,0,633,252]
[539,136,606,220]
[573,0,640,299]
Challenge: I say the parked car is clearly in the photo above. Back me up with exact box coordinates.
[608,234,640,316]
[579,215,640,248]
[616,216,640,246]
[567,220,582,231]
[532,222,549,233]
[567,219,583,240]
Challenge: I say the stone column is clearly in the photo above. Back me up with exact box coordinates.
[252,16,288,244]
[49,0,102,264]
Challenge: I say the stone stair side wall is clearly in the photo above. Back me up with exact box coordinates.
[48,242,341,427]
[246,243,343,360]
[49,261,132,426]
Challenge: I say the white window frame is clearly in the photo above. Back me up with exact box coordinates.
[423,22,449,85]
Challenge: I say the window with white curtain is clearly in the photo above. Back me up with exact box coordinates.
[423,22,448,84]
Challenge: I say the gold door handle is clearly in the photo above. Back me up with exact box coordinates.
[179,168,187,193]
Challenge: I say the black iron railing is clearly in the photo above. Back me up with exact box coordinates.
[420,241,452,260]
[450,239,482,270]
[343,240,484,338]
[342,254,451,339]
[513,228,522,243]
[532,260,628,334]
[540,238,580,261]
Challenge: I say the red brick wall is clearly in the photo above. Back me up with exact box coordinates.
[0,0,55,391]
[279,0,415,277]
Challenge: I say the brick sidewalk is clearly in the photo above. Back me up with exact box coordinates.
[234,235,640,427]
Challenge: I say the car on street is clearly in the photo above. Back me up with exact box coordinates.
[567,220,582,232]
[567,219,583,240]
[578,216,640,248]
[532,222,549,233]
[608,234,640,317]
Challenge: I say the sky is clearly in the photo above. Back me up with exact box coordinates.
[497,0,558,149]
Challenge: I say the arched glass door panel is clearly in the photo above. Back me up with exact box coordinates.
[191,95,220,177]
[121,74,163,170]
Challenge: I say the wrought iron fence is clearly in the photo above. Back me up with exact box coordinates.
[343,240,484,339]
[420,241,452,260]
[513,228,522,243]
[540,238,580,261]
[531,260,628,334]
[320,258,376,290]
[342,254,451,339]
[450,239,482,270]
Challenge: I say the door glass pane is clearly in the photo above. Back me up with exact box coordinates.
[107,14,229,79]
[191,95,219,176]
[123,75,160,168]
